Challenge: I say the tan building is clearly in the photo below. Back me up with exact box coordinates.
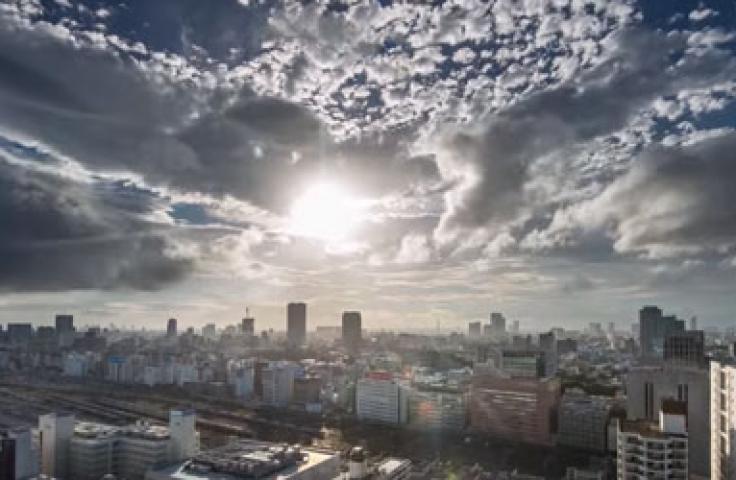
[469,374,560,446]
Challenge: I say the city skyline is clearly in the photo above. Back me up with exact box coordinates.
[1,0,736,330]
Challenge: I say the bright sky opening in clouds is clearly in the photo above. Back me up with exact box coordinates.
[0,0,736,331]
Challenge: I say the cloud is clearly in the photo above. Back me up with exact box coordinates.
[0,154,194,291]
[541,130,736,259]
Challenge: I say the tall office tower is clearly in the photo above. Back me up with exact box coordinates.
[261,362,299,407]
[617,400,688,480]
[166,318,177,337]
[539,331,558,377]
[490,312,506,335]
[287,302,307,346]
[607,322,615,336]
[711,360,736,479]
[468,321,481,337]
[39,412,75,478]
[690,316,698,331]
[557,389,612,453]
[664,330,705,366]
[169,409,198,462]
[469,375,560,446]
[55,314,74,333]
[241,316,255,336]
[356,372,408,425]
[6,324,32,344]
[626,364,709,478]
[341,311,362,353]
[639,305,685,358]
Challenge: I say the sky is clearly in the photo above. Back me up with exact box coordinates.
[1,0,736,332]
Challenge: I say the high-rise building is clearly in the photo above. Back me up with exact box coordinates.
[287,302,307,346]
[341,311,362,353]
[664,330,705,366]
[639,305,685,358]
[539,331,558,377]
[241,317,255,336]
[55,314,74,334]
[201,323,216,341]
[616,400,688,480]
[261,362,299,407]
[169,410,198,462]
[166,318,177,337]
[490,312,506,335]
[625,364,709,478]
[356,372,408,425]
[690,316,698,331]
[557,389,612,453]
[39,412,75,479]
[6,324,32,344]
[711,359,736,479]
[468,321,481,337]
[469,375,560,446]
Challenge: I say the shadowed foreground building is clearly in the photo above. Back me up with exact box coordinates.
[469,374,560,446]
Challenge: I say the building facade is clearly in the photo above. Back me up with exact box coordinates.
[356,373,408,425]
[341,311,362,353]
[557,390,612,453]
[287,302,307,346]
[469,374,560,446]
[711,360,736,480]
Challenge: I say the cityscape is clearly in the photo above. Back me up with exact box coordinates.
[0,305,732,479]
[2,0,736,479]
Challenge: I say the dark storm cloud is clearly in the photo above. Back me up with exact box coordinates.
[0,159,193,291]
[565,131,736,258]
[435,28,736,240]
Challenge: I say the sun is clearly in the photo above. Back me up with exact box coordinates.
[288,182,364,241]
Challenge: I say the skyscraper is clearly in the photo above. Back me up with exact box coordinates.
[490,312,506,335]
[287,302,306,346]
[342,311,362,353]
[55,314,74,334]
[39,413,75,479]
[639,305,685,358]
[241,316,255,336]
[166,318,177,337]
[468,322,481,337]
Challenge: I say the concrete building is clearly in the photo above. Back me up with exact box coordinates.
[557,389,612,453]
[499,350,546,378]
[490,312,506,336]
[468,322,481,337]
[287,302,307,346]
[625,363,709,478]
[241,317,255,336]
[201,324,216,341]
[166,318,177,337]
[469,374,560,446]
[293,377,322,410]
[407,388,465,432]
[664,330,705,366]
[261,362,299,407]
[639,306,685,358]
[39,412,75,479]
[565,467,604,480]
[145,440,339,480]
[539,331,558,377]
[168,410,198,462]
[54,315,74,334]
[0,427,36,480]
[711,359,736,480]
[356,372,408,425]
[342,311,362,353]
[616,400,688,480]
[227,359,255,399]
[6,324,32,344]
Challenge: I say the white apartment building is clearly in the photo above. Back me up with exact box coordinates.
[40,410,198,480]
[711,360,736,480]
[616,400,688,480]
[356,373,408,425]
[39,412,75,478]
